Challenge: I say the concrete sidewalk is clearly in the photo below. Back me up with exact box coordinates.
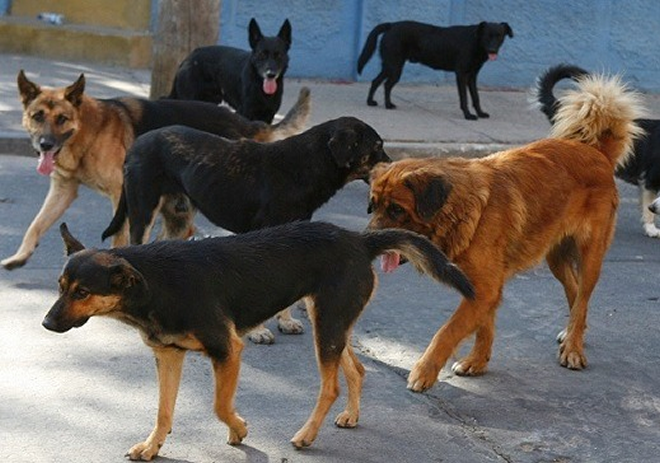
[0,53,596,160]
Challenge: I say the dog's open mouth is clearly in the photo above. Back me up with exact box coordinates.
[263,76,278,95]
[36,149,60,176]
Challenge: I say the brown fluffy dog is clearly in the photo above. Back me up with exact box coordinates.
[2,71,310,270]
[368,74,644,392]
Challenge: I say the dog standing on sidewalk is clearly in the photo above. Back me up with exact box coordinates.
[169,18,291,123]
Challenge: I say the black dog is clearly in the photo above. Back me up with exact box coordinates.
[102,116,390,343]
[533,63,660,237]
[169,18,291,123]
[357,21,513,120]
[44,221,474,459]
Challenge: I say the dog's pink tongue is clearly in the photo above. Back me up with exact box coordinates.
[37,151,55,176]
[380,251,401,273]
[488,53,498,61]
[263,77,278,95]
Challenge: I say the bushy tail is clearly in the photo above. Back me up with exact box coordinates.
[266,87,311,141]
[363,229,475,300]
[357,23,392,74]
[550,73,646,168]
[102,189,127,242]
[531,64,589,122]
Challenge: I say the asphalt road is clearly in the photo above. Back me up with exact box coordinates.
[1,153,660,463]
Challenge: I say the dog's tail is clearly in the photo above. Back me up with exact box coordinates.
[102,189,128,242]
[357,23,393,75]
[263,87,311,141]
[363,229,475,300]
[550,73,646,168]
[531,64,589,122]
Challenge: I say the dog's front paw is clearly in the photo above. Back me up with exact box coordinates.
[247,326,275,344]
[126,440,160,461]
[477,111,490,118]
[451,357,488,376]
[367,99,378,107]
[558,342,587,370]
[643,223,660,238]
[385,102,397,109]
[277,316,304,334]
[464,113,478,121]
[2,253,29,270]
[290,426,318,450]
[407,361,441,392]
[227,415,248,445]
[335,410,359,428]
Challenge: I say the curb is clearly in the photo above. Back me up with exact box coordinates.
[0,134,30,156]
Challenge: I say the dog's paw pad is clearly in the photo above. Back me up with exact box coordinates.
[248,328,275,344]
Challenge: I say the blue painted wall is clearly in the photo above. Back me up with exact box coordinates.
[218,0,660,92]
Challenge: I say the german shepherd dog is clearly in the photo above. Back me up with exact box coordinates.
[43,221,474,460]
[533,63,660,237]
[368,73,643,392]
[357,21,513,120]
[101,117,390,344]
[2,70,310,270]
[169,18,291,123]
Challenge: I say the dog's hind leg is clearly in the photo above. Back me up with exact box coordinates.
[211,329,248,445]
[640,187,660,237]
[383,62,404,109]
[547,238,579,320]
[127,347,185,461]
[2,176,78,269]
[334,344,365,428]
[367,71,387,106]
[558,228,612,370]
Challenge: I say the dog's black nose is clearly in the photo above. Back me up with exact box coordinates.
[39,138,55,152]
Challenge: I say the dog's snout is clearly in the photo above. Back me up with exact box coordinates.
[39,137,55,152]
[265,70,277,79]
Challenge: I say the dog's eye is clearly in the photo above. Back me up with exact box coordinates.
[387,203,406,220]
[32,111,45,123]
[72,287,90,300]
[56,114,68,126]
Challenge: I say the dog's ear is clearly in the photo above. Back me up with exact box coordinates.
[477,21,487,37]
[328,127,358,168]
[110,261,150,304]
[502,22,514,38]
[278,19,292,48]
[60,223,86,255]
[248,18,264,49]
[17,70,41,107]
[64,74,85,107]
[404,174,452,221]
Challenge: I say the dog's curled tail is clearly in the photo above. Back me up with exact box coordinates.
[364,229,475,300]
[101,190,127,242]
[550,73,646,168]
[531,63,589,122]
[357,23,392,74]
[268,87,312,141]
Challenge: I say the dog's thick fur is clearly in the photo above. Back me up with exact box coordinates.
[169,18,291,123]
[533,63,660,237]
[101,116,390,343]
[43,221,474,460]
[2,71,310,270]
[368,74,644,392]
[357,21,513,120]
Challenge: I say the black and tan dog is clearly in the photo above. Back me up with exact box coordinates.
[43,221,474,460]
[2,71,310,270]
[357,21,513,120]
[101,116,390,343]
